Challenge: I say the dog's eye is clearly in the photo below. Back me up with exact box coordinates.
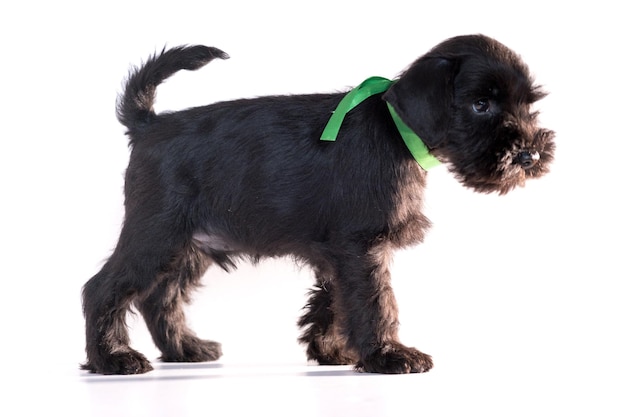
[472,98,490,113]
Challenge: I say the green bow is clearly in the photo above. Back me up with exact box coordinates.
[320,76,440,171]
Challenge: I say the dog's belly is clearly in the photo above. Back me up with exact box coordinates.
[192,231,241,252]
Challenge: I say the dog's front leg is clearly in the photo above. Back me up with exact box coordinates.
[333,240,433,374]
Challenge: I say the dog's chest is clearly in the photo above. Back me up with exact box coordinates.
[385,167,431,246]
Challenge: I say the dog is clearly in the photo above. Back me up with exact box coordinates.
[81,34,555,375]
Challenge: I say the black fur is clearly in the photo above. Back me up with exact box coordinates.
[82,35,555,375]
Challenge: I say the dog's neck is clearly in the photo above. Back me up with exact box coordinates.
[321,77,440,171]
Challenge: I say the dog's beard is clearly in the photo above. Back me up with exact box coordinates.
[442,127,556,195]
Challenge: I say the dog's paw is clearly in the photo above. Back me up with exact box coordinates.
[81,349,153,375]
[356,343,433,374]
[160,336,222,363]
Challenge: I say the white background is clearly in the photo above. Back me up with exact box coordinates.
[1,1,624,416]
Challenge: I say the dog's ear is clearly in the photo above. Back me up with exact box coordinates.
[383,57,457,148]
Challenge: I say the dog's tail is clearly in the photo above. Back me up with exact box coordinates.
[116,45,229,132]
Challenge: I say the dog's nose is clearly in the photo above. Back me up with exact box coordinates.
[516,151,540,169]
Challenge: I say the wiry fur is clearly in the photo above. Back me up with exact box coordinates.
[81,35,555,375]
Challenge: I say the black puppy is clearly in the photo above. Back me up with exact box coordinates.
[82,34,555,375]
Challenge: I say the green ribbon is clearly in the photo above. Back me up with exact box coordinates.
[386,102,441,170]
[320,76,441,171]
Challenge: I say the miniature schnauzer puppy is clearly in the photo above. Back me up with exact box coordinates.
[82,34,555,375]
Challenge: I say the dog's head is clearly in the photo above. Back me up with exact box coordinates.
[384,34,555,194]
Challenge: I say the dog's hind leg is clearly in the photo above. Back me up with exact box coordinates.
[135,244,222,363]
[81,258,153,375]
[81,261,157,373]
[81,209,196,374]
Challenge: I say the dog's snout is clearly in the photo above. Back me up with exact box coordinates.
[516,151,540,169]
